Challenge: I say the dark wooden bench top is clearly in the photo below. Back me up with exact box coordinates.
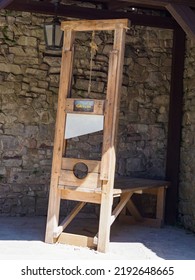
[113,177,170,195]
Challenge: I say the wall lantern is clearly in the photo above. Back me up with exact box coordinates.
[44,17,63,50]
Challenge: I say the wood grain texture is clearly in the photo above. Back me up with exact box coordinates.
[60,189,101,204]
[61,19,129,31]
[45,30,75,244]
[57,232,97,248]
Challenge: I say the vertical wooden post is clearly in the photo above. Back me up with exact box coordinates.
[98,28,126,253]
[165,27,186,224]
[45,30,75,243]
[156,187,166,225]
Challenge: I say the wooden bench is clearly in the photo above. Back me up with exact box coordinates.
[56,177,169,249]
[113,177,170,228]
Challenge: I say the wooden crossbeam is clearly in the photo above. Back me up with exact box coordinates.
[166,4,195,42]
[59,169,101,190]
[61,19,129,31]
[119,0,195,8]
[61,158,101,173]
[60,189,102,204]
[5,0,177,29]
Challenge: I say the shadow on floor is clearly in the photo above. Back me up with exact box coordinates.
[0,216,195,260]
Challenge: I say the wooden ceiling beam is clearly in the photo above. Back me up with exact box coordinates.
[118,0,195,9]
[5,0,177,29]
[0,0,14,9]
[108,2,165,11]
[166,4,195,42]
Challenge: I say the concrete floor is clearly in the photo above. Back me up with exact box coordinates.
[0,216,195,260]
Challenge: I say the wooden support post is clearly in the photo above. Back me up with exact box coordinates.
[97,51,119,253]
[45,30,75,243]
[166,4,195,43]
[165,27,186,224]
[98,27,127,253]
[100,51,119,181]
[156,187,166,225]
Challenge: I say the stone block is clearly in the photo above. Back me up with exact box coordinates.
[31,28,44,38]
[2,198,13,213]
[14,56,39,65]
[9,46,26,56]
[153,95,169,105]
[35,197,48,215]
[0,135,19,150]
[3,156,22,167]
[17,36,37,47]
[26,68,47,79]
[31,87,46,94]
[23,126,39,138]
[75,79,104,93]
[0,167,6,176]
[126,157,146,172]
[48,74,60,85]
[0,84,14,95]
[43,56,61,67]
[17,107,40,123]
[24,47,38,57]
[0,63,22,75]
[37,81,48,89]
[187,112,195,124]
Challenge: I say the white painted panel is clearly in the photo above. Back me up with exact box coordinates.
[65,113,104,139]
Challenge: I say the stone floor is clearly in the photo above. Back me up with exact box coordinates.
[0,216,195,260]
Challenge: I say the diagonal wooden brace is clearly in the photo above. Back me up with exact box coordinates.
[53,201,86,238]
[110,192,133,226]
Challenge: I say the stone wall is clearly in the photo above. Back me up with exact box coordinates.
[1,10,194,232]
[0,11,58,215]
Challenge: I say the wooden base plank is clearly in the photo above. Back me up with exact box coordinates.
[57,232,97,249]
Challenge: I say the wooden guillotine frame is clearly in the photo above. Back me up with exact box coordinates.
[45,18,169,253]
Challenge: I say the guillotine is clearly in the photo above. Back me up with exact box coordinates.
[45,18,169,253]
